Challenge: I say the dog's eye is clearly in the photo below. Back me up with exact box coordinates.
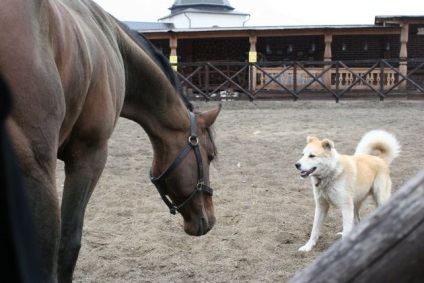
[309,154,315,158]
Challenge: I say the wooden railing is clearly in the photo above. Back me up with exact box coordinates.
[175,59,424,101]
[256,67,399,90]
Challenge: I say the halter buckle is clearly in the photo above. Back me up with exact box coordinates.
[189,136,198,146]
[170,206,178,215]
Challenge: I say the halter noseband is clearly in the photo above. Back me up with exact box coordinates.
[149,111,213,215]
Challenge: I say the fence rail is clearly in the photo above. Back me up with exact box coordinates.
[174,59,424,102]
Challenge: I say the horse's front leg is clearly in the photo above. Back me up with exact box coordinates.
[57,140,108,283]
[7,119,62,282]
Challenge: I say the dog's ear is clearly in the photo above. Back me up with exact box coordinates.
[307,136,319,143]
[321,139,334,151]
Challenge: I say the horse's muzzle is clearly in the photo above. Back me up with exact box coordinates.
[184,213,215,236]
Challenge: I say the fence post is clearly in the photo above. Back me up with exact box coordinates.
[324,33,333,91]
[399,24,409,91]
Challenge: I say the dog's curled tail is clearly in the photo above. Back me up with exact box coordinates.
[354,130,401,165]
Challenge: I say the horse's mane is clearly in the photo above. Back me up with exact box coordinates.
[129,27,219,158]
[111,17,217,158]
[112,18,193,112]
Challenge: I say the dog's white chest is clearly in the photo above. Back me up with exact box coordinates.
[313,180,343,207]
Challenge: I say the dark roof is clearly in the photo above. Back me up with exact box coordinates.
[159,8,249,21]
[138,23,392,34]
[123,21,175,30]
[375,15,424,25]
[170,0,234,13]
[126,15,424,33]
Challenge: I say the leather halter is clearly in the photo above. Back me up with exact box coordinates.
[149,111,213,215]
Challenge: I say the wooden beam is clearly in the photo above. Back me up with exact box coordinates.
[289,170,424,283]
[140,27,401,41]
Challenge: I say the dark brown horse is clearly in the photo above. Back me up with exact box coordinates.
[0,0,221,282]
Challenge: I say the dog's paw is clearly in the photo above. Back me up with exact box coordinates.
[336,232,344,237]
[298,243,314,252]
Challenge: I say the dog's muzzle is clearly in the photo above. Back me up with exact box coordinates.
[295,163,316,178]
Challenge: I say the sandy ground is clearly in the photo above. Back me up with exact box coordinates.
[56,99,424,282]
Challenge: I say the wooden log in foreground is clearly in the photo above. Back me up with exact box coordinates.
[289,170,424,283]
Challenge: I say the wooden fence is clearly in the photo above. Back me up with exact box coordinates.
[175,59,424,102]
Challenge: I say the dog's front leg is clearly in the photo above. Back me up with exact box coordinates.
[339,200,355,237]
[299,197,329,252]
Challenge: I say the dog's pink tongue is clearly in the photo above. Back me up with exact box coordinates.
[301,168,316,177]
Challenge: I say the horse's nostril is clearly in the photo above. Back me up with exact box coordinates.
[198,217,208,236]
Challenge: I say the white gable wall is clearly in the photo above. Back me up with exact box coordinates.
[160,12,248,28]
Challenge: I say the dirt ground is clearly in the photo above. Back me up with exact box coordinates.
[56,99,424,282]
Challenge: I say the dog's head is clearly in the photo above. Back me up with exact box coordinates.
[295,136,335,178]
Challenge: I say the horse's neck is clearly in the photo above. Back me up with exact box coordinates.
[117,29,189,136]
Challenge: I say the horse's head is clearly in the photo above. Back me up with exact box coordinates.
[150,105,221,236]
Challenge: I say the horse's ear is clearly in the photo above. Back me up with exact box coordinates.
[201,104,221,128]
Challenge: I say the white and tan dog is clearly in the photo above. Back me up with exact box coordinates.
[295,130,400,252]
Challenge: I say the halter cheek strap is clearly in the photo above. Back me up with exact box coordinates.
[149,111,213,215]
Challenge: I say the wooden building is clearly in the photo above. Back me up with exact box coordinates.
[125,1,424,100]
[134,16,424,63]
